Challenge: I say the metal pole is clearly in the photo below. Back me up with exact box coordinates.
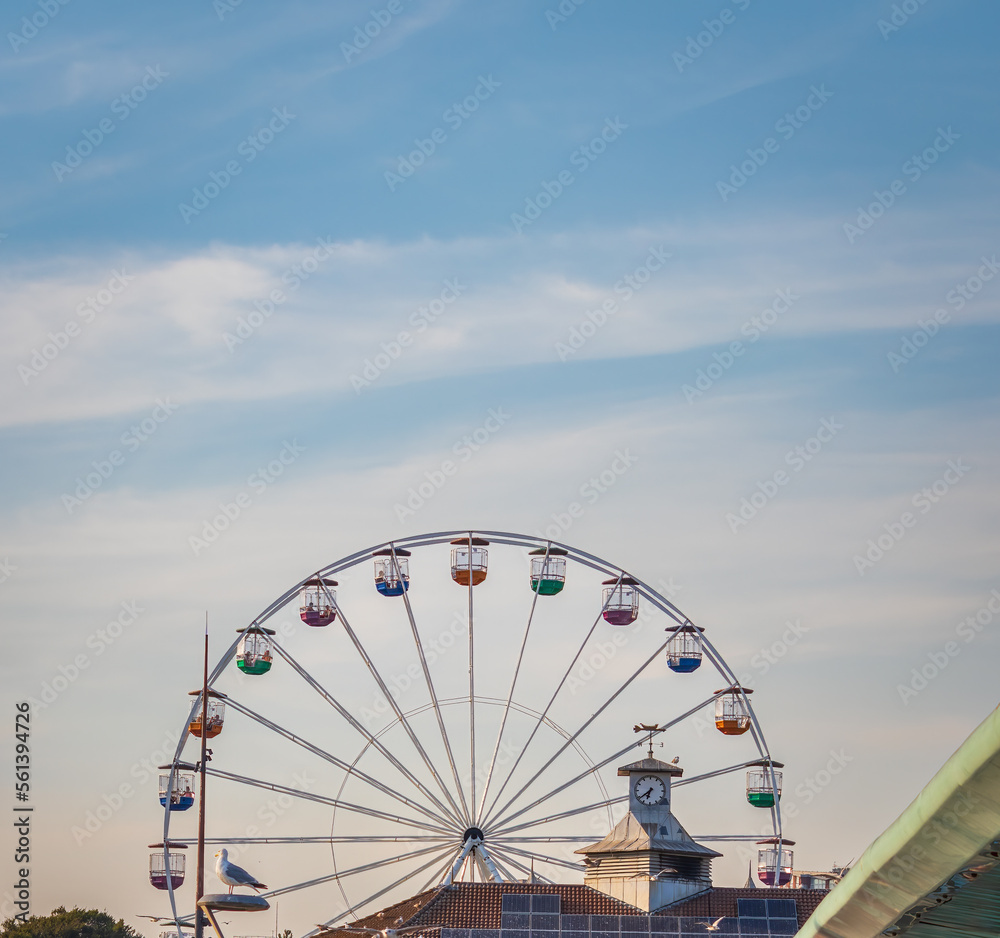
[195,615,209,938]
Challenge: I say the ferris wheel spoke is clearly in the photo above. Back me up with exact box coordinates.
[315,849,457,930]
[489,689,723,832]
[493,836,599,843]
[467,534,476,823]
[258,843,452,900]
[491,794,627,837]
[415,849,462,894]
[269,637,465,828]
[481,574,624,825]
[393,545,471,825]
[673,760,763,788]
[477,543,548,820]
[333,599,469,825]
[169,835,454,845]
[489,853,520,883]
[496,843,585,873]
[487,632,670,829]
[488,847,555,884]
[691,834,772,841]
[204,766,453,835]
[223,695,455,829]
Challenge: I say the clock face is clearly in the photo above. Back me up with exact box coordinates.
[633,774,666,806]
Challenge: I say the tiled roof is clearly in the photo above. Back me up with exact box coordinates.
[318,886,446,938]
[408,883,645,927]
[319,883,829,935]
[656,887,829,927]
[322,883,645,934]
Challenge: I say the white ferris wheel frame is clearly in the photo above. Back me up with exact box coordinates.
[156,530,785,936]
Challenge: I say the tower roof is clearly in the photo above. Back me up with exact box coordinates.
[617,757,683,776]
[575,814,721,858]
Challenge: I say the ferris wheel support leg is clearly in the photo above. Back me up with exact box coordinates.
[474,842,503,883]
[444,838,475,886]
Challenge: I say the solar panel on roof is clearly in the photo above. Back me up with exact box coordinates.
[764,900,796,918]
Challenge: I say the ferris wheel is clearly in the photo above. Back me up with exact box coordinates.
[149,531,788,936]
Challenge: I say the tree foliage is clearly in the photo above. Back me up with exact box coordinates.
[1,907,143,938]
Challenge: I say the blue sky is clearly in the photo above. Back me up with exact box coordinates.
[2,0,1000,935]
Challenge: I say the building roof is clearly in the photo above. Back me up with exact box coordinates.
[317,883,831,936]
[797,703,1000,938]
[319,883,649,935]
[576,813,721,858]
[317,886,446,938]
[659,887,829,928]
[617,758,683,777]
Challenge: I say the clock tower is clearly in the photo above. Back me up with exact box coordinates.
[576,744,720,912]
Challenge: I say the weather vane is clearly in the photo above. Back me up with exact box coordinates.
[633,723,665,759]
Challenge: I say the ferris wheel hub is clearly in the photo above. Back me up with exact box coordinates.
[462,827,486,843]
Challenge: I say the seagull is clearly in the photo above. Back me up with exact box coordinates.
[697,918,725,932]
[214,849,267,894]
[316,924,430,938]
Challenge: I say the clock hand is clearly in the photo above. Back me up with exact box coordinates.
[641,787,653,800]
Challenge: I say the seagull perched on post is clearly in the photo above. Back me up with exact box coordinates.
[214,849,267,894]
